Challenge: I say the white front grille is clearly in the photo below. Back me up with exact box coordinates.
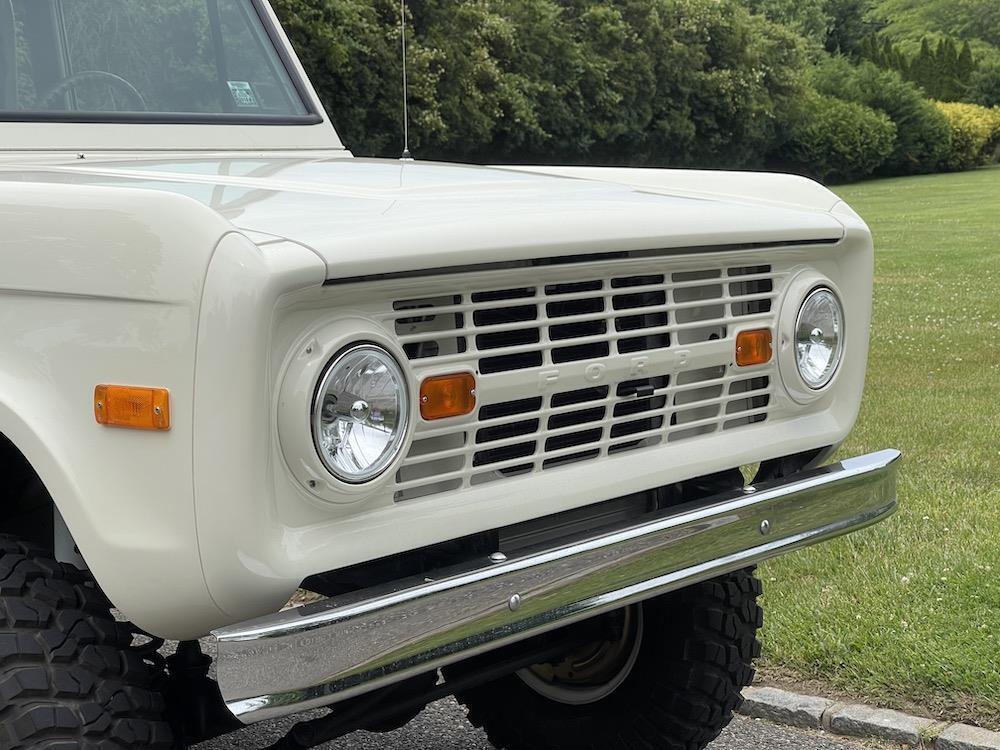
[382,261,785,502]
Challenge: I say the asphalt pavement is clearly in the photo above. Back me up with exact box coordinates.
[196,697,877,750]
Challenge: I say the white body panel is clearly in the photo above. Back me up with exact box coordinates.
[0,2,875,639]
[3,157,846,280]
[0,154,872,638]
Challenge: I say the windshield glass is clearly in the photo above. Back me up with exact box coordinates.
[0,0,311,121]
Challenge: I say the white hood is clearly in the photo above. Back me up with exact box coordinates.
[2,156,846,280]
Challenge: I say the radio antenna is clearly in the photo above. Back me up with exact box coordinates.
[400,0,412,160]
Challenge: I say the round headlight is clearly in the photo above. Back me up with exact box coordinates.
[794,288,844,389]
[312,344,409,483]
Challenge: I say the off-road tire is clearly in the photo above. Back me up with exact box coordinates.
[0,534,175,749]
[459,568,762,750]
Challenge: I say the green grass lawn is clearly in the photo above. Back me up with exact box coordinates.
[758,166,1000,726]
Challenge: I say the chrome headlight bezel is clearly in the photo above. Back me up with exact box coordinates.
[794,287,845,391]
[277,317,414,504]
[311,343,410,485]
[776,272,848,405]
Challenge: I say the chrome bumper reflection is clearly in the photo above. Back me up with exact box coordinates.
[214,449,900,724]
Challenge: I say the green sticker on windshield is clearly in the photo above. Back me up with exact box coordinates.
[227,81,259,108]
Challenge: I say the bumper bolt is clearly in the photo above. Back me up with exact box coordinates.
[508,594,522,612]
[759,519,771,536]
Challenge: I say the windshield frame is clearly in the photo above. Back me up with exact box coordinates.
[0,0,323,125]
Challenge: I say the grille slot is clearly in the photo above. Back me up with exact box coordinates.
[612,290,666,311]
[389,261,782,501]
[480,351,543,374]
[476,419,539,444]
[547,297,604,318]
[473,304,537,327]
[551,319,607,341]
[480,397,543,421]
[393,296,467,360]
[729,266,774,318]
[476,328,540,351]
[394,433,467,502]
[548,406,606,431]
[474,440,537,468]
[724,376,772,429]
[552,387,609,407]
[546,280,603,295]
[552,341,610,364]
[472,288,535,303]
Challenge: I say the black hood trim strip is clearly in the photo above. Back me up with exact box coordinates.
[323,237,842,286]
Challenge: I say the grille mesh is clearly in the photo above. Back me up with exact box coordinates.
[389,263,781,502]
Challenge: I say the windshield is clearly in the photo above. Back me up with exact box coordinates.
[0,0,313,122]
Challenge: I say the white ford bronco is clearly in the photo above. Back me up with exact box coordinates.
[0,1,900,748]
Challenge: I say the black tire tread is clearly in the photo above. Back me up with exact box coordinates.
[459,569,762,750]
[0,534,174,749]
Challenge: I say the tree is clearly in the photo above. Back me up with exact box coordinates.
[823,0,878,57]
[907,38,936,94]
[934,37,962,101]
[746,0,829,47]
[272,0,439,156]
[957,41,976,91]
[811,56,952,174]
[873,0,1000,49]
[860,34,909,75]
[970,53,1000,107]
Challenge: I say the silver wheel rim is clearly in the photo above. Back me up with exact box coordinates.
[516,605,644,705]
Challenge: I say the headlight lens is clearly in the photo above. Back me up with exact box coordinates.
[312,344,409,483]
[795,288,844,389]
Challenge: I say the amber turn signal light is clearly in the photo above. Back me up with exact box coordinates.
[94,385,171,431]
[420,373,476,420]
[735,329,773,367]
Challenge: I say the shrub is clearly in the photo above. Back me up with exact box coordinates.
[272,0,809,166]
[970,53,1000,108]
[776,92,897,183]
[934,101,1000,170]
[810,56,952,175]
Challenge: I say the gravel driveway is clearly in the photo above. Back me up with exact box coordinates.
[195,698,872,750]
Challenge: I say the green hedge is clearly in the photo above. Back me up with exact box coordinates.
[776,93,897,182]
[810,57,952,176]
[273,0,808,166]
[272,0,994,182]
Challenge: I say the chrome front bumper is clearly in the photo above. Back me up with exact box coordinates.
[214,449,900,724]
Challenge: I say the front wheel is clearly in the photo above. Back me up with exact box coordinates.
[0,535,176,749]
[459,569,762,750]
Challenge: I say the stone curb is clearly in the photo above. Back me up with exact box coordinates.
[740,687,1000,749]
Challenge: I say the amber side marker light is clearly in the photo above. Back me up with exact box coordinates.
[420,373,477,420]
[735,328,773,367]
[94,385,171,431]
